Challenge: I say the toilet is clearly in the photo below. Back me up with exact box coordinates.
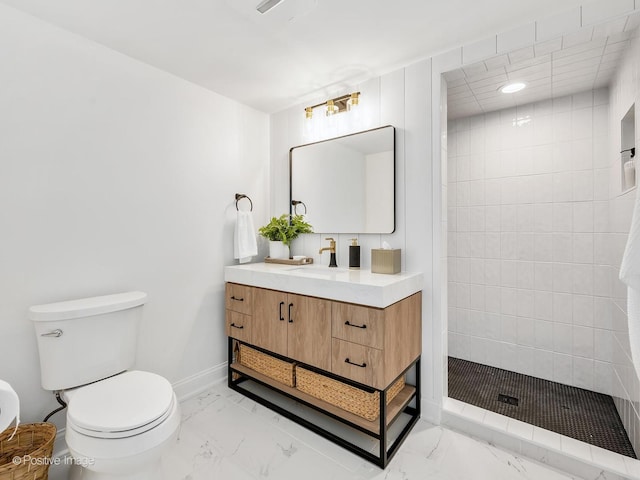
[29,291,180,480]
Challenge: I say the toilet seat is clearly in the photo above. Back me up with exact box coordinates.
[66,370,174,439]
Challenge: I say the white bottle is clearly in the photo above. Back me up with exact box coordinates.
[624,159,636,190]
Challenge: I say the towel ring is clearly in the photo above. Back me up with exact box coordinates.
[291,200,307,215]
[235,193,253,212]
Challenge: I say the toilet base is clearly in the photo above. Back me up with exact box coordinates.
[69,459,164,480]
[65,392,180,480]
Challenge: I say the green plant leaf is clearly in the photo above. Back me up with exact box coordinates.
[258,213,313,246]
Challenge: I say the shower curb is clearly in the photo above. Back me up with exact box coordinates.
[442,398,640,480]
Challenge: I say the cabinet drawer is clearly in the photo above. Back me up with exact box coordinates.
[226,283,253,315]
[332,302,384,349]
[226,311,252,343]
[331,338,382,388]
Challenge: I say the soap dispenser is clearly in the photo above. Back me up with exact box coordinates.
[349,238,360,269]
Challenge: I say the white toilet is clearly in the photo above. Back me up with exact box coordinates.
[29,291,180,480]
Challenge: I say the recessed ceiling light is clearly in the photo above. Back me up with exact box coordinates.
[500,82,526,94]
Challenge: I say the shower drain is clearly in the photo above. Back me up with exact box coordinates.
[498,393,519,406]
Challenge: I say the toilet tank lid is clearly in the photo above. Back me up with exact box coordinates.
[28,291,147,322]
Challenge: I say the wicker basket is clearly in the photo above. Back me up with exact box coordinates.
[239,344,296,387]
[296,367,405,421]
[0,423,56,480]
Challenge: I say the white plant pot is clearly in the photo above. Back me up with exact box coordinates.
[269,241,289,260]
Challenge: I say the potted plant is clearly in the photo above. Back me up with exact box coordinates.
[258,214,313,259]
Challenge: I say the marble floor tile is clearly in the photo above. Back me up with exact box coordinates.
[162,383,586,480]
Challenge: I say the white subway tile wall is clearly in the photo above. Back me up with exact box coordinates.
[448,89,612,394]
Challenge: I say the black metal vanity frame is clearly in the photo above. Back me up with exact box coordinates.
[227,338,421,468]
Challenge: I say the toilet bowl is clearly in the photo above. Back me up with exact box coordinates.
[65,371,181,480]
[29,291,180,480]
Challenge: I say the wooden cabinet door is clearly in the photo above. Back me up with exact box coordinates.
[252,288,288,357]
[331,338,383,388]
[287,294,331,370]
[225,311,252,343]
[331,302,384,349]
[225,283,253,315]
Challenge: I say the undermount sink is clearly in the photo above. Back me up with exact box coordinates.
[224,262,422,308]
[286,265,350,275]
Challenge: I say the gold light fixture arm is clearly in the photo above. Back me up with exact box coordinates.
[304,92,360,119]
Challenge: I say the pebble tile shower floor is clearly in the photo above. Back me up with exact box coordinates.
[448,357,637,458]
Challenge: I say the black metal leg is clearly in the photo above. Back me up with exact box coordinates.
[228,338,421,469]
[379,388,387,467]
[228,337,233,389]
[415,357,421,417]
[383,357,422,467]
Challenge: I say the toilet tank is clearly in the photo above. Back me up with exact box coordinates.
[29,291,147,391]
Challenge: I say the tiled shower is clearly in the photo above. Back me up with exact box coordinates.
[446,28,640,457]
[448,90,611,391]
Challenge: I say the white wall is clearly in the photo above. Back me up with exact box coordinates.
[0,3,269,431]
[447,90,613,394]
[607,30,640,454]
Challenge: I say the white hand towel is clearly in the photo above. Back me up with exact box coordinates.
[234,210,258,264]
[0,379,20,440]
[619,187,640,378]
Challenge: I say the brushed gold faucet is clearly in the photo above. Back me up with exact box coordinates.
[318,237,335,254]
[319,237,337,267]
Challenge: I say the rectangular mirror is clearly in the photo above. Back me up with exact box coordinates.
[290,125,395,233]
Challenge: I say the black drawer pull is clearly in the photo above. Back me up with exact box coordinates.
[345,358,367,368]
[288,303,294,323]
[231,296,244,302]
[345,320,366,329]
[230,323,244,329]
[279,301,285,321]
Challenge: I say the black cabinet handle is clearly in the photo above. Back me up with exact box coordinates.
[345,320,367,329]
[345,358,367,368]
[288,303,294,323]
[279,301,285,321]
[231,296,244,302]
[230,323,244,329]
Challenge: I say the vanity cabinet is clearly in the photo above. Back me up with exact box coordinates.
[251,287,331,371]
[225,273,422,469]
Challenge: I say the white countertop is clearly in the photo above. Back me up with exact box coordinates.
[224,262,423,308]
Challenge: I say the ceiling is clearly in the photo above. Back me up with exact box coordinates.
[0,0,594,113]
[446,12,640,119]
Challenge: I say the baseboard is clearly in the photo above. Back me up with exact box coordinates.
[171,362,227,402]
[421,398,442,425]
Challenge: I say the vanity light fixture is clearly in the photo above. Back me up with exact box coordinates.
[500,82,526,94]
[347,92,359,109]
[326,99,337,116]
[304,92,360,119]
